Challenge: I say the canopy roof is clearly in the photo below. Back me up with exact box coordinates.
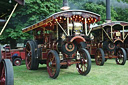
[92,21,128,31]
[22,10,100,33]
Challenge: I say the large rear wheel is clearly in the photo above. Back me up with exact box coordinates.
[47,50,60,79]
[25,41,39,70]
[115,48,127,65]
[76,48,91,76]
[95,48,105,66]
[0,59,14,85]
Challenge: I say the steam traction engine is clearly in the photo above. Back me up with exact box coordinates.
[91,21,128,65]
[22,10,100,78]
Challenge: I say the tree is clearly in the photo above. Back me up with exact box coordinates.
[81,3,118,24]
[1,0,128,48]
[0,0,62,48]
[115,7,128,22]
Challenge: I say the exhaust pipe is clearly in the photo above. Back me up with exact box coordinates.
[106,0,111,23]
[61,0,70,10]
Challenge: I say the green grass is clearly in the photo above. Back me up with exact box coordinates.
[14,59,128,85]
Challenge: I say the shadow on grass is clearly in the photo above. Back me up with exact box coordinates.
[91,59,120,67]
[18,59,121,79]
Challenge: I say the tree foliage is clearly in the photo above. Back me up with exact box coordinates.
[0,0,62,47]
[115,7,128,22]
[82,3,118,24]
[0,0,128,48]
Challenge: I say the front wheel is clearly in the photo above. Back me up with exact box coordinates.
[115,48,127,65]
[0,59,14,85]
[13,58,22,66]
[95,48,105,66]
[47,50,60,79]
[76,48,91,76]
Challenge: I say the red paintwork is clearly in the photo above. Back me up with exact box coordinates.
[2,48,25,60]
[70,36,86,43]
[0,61,5,85]
[90,47,97,55]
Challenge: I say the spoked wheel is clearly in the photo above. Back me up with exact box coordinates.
[47,50,60,79]
[76,48,91,76]
[115,48,127,65]
[95,48,105,66]
[0,59,14,85]
[25,41,39,70]
[13,58,22,66]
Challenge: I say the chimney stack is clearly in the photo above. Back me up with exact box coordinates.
[106,0,111,23]
[61,0,70,10]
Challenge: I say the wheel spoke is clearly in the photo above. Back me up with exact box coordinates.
[80,64,83,71]
[0,63,5,84]
[27,61,31,68]
[1,66,5,77]
[83,64,87,71]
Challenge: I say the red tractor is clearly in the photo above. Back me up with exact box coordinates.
[1,45,25,66]
[22,10,100,79]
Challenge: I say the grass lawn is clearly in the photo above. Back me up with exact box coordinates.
[13,59,128,85]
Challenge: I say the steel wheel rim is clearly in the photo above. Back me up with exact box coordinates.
[47,53,56,77]
[26,43,32,69]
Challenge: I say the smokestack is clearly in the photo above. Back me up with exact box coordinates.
[106,0,111,23]
[61,0,70,10]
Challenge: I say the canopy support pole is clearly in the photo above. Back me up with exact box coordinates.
[0,3,18,35]
[85,18,87,36]
[56,20,68,36]
[123,26,124,39]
